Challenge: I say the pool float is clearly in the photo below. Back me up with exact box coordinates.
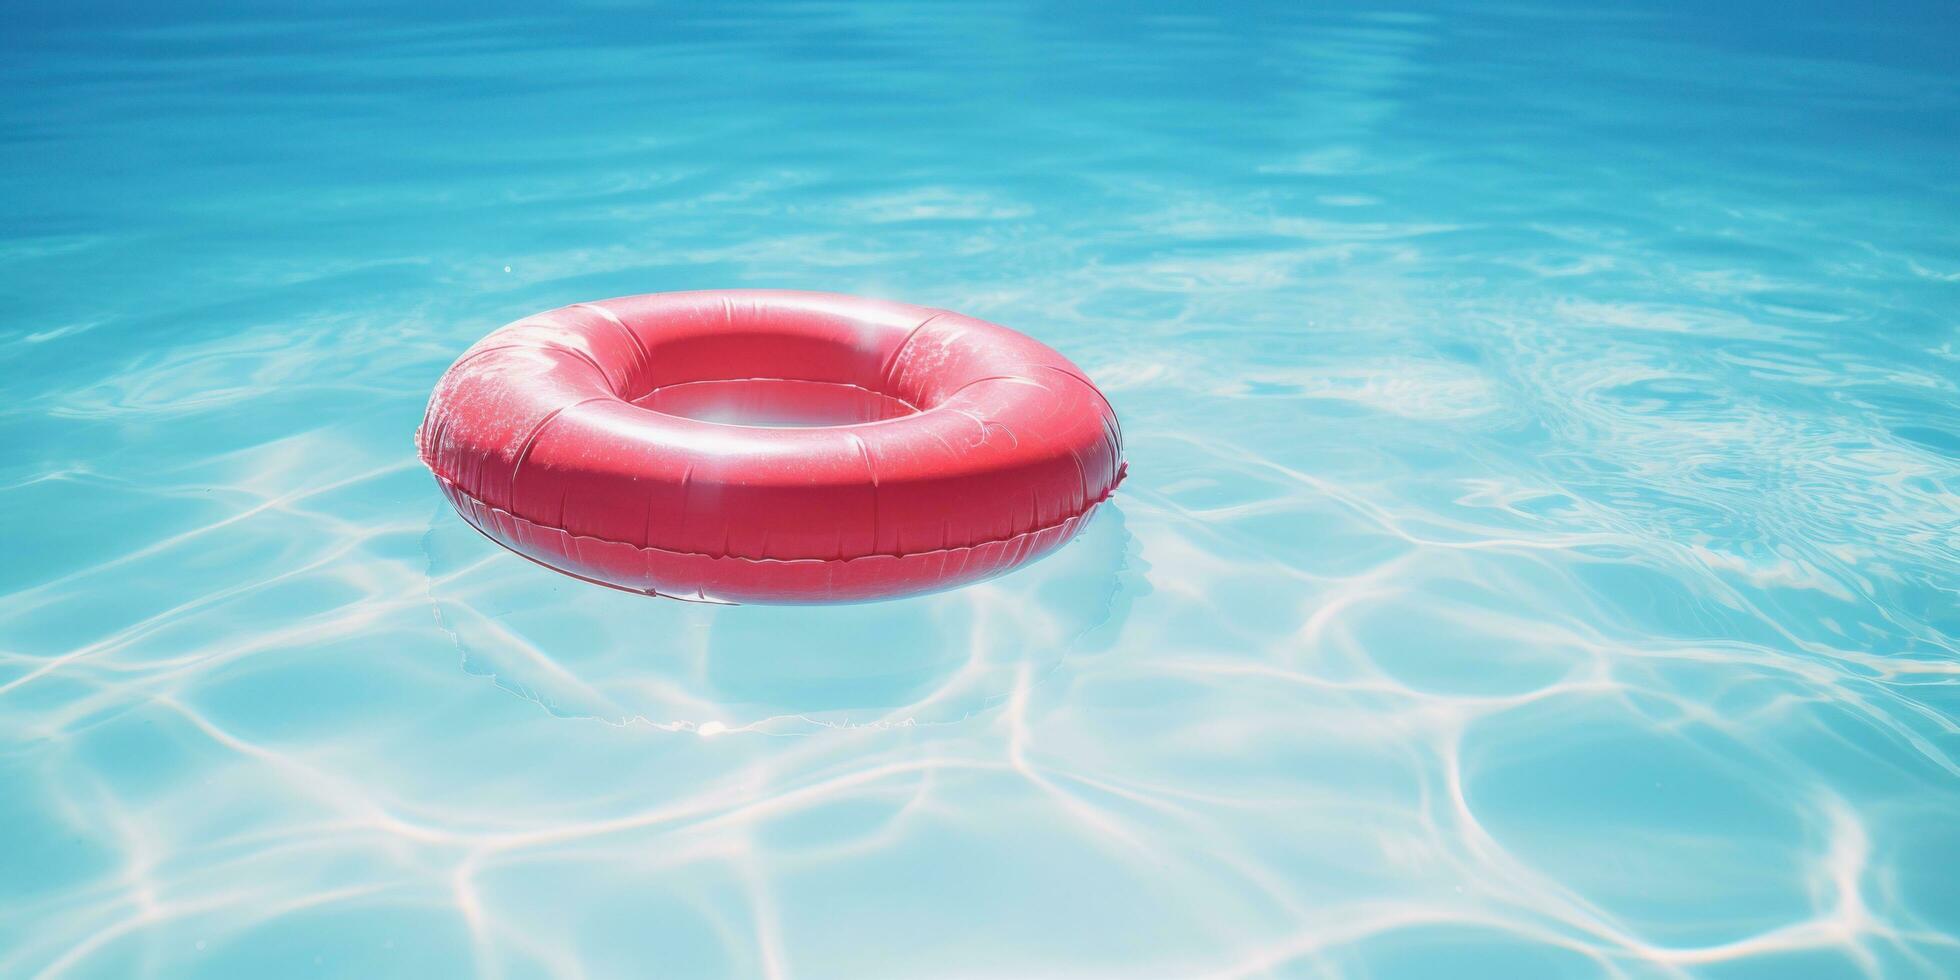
[417,290,1125,603]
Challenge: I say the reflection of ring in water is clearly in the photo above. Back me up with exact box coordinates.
[423,504,1146,731]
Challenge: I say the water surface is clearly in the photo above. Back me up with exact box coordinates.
[4,2,1959,977]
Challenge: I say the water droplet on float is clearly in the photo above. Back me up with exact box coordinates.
[503,265,512,273]
[195,940,206,952]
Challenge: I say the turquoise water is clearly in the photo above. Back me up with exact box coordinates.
[5,2,1959,976]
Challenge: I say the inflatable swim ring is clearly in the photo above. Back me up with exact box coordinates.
[417,290,1125,603]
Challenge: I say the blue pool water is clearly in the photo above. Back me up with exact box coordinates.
[5,2,1959,976]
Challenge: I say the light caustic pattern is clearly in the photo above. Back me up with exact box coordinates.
[3,3,1959,977]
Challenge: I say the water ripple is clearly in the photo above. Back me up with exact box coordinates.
[3,1,1958,977]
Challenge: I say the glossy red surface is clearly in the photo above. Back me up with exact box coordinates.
[417,290,1125,602]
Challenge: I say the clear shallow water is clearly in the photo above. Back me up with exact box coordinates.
[4,1,1959,976]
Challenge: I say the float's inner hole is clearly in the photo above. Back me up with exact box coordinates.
[634,379,920,428]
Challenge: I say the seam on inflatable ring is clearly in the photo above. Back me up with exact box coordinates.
[510,395,612,492]
[430,469,1122,567]
[878,310,947,395]
[945,374,1046,400]
[1035,364,1126,455]
[568,302,652,390]
[448,339,618,395]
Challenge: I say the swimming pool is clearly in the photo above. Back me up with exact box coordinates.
[4,2,1957,976]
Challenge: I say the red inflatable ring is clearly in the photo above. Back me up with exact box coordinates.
[417,290,1126,603]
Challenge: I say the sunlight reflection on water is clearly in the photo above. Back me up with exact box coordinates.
[2,1,1958,976]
